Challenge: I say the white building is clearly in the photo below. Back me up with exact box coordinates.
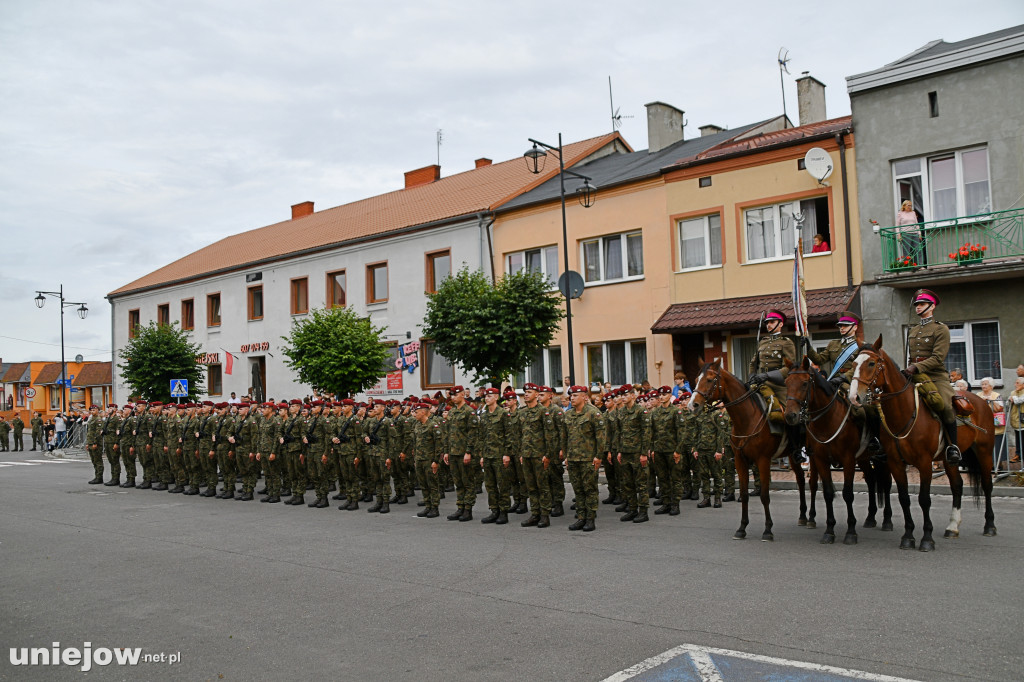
[107,135,623,401]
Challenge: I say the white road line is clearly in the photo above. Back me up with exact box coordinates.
[0,461,41,466]
[602,644,919,682]
[25,459,77,464]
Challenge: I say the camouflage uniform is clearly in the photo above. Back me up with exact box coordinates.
[304,409,330,505]
[117,410,138,486]
[444,403,479,516]
[412,415,443,513]
[505,403,526,512]
[162,410,185,490]
[384,410,409,501]
[477,403,513,518]
[336,412,365,507]
[518,403,558,522]
[544,403,567,513]
[197,410,219,495]
[649,401,684,512]
[563,401,606,525]
[362,414,386,507]
[603,405,621,503]
[179,411,201,493]
[101,411,122,484]
[616,402,651,516]
[135,410,155,486]
[85,412,104,481]
[150,410,171,488]
[279,411,305,501]
[693,408,729,505]
[31,415,44,450]
[256,411,283,501]
[11,416,24,451]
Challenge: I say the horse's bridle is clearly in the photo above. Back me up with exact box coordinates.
[694,368,767,443]
[856,350,920,440]
[786,368,853,444]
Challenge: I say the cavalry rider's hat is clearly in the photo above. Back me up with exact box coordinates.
[912,288,940,306]
[836,311,861,327]
[765,309,786,324]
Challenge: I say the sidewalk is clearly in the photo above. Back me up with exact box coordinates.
[761,464,1024,498]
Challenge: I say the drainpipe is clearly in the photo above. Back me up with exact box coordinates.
[478,212,496,284]
[836,132,854,290]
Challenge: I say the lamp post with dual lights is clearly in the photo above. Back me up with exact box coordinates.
[523,134,596,386]
[34,285,88,416]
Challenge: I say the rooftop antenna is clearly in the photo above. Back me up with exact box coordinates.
[608,76,633,133]
[778,48,791,127]
[436,129,443,166]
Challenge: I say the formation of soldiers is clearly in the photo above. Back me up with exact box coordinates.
[77,383,755,532]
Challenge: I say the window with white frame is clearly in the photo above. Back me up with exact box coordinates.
[515,346,563,388]
[892,147,990,222]
[507,246,559,289]
[744,197,830,262]
[940,320,1002,386]
[584,340,647,387]
[678,214,722,270]
[582,231,643,284]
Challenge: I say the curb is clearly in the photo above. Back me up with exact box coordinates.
[766,480,1024,498]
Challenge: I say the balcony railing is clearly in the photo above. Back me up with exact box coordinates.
[879,207,1024,273]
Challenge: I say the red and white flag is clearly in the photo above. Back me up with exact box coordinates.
[792,244,808,337]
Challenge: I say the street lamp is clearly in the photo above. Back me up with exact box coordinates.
[34,285,88,415]
[523,134,597,386]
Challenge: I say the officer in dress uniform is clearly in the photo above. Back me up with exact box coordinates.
[904,288,961,464]
[748,308,801,461]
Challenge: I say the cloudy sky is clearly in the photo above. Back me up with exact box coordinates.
[1,0,1020,364]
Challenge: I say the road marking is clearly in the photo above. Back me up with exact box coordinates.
[0,461,41,466]
[602,644,918,682]
[25,459,78,464]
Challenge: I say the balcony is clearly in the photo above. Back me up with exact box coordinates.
[876,207,1024,287]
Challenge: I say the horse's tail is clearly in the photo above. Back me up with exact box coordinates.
[961,445,983,506]
[874,459,889,507]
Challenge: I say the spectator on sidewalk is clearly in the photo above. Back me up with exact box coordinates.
[1008,377,1024,465]
[976,378,1005,466]
[54,413,67,449]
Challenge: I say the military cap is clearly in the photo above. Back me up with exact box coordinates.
[149,401,163,407]
[215,402,228,409]
[568,385,588,395]
[678,390,692,400]
[448,385,465,395]
[523,383,540,392]
[620,384,634,392]
[912,288,940,305]
[766,309,786,324]
[837,311,861,327]
[658,385,672,394]
[89,404,99,410]
[341,398,354,406]
[603,393,615,403]
[107,403,118,409]
[479,387,497,395]
[414,402,429,411]
[202,400,215,407]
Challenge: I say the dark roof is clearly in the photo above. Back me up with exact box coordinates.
[652,286,859,334]
[72,362,112,387]
[33,363,65,385]
[894,24,1024,65]
[497,119,773,211]
[2,362,31,383]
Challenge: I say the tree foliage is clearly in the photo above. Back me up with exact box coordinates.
[281,306,390,397]
[423,266,565,386]
[117,321,205,402]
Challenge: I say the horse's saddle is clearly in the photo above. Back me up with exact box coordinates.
[914,375,974,417]
[953,393,974,416]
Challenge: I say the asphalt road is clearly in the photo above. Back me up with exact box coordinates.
[1,450,1022,681]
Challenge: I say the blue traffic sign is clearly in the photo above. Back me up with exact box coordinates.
[170,379,189,397]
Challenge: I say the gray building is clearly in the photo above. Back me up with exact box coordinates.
[848,24,1024,388]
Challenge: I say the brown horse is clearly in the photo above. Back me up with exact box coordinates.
[784,356,893,545]
[691,359,808,541]
[849,337,996,551]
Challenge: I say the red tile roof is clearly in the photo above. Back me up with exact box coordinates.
[33,363,65,385]
[651,286,859,333]
[72,362,112,387]
[2,362,30,383]
[109,134,623,297]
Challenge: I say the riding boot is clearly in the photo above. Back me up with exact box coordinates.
[942,417,962,465]
[866,411,886,463]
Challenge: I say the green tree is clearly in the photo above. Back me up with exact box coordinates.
[281,306,390,397]
[423,266,565,386]
[117,321,205,402]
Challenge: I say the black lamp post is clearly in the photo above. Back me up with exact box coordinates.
[34,285,88,415]
[524,134,596,386]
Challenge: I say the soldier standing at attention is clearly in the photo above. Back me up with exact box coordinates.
[384,401,408,506]
[615,384,651,524]
[255,402,283,503]
[11,414,25,451]
[538,386,567,517]
[227,402,253,500]
[134,402,155,489]
[602,391,621,505]
[161,404,185,493]
[362,400,387,513]
[279,400,305,505]
[564,386,606,532]
[692,401,729,508]
[84,405,104,484]
[904,288,962,464]
[195,401,218,497]
[117,404,138,488]
[335,400,364,510]
[477,387,512,525]
[503,390,527,514]
[302,401,329,508]
[0,416,9,451]
[442,387,477,522]
[412,402,442,518]
[518,383,558,528]
[149,403,170,491]
[649,386,683,516]
[30,412,44,451]
[102,404,121,486]
[330,400,353,502]
[179,404,201,495]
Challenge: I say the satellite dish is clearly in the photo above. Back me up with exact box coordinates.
[804,147,833,182]
[558,271,585,300]
[74,354,84,363]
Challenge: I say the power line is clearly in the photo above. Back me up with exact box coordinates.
[0,334,110,353]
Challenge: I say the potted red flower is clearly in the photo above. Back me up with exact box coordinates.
[948,242,985,265]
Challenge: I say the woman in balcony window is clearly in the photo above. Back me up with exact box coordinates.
[896,200,926,265]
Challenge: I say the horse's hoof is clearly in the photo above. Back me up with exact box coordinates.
[843,534,858,545]
[805,520,816,529]
[761,532,774,542]
[882,521,894,532]
[821,533,835,544]
[942,529,959,539]
[983,527,997,537]
[899,538,916,550]
[919,539,935,552]
[798,518,807,527]
[733,530,746,540]
[863,519,877,529]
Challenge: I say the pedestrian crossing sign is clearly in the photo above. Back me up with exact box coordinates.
[170,379,189,397]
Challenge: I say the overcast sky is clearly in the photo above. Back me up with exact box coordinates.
[1,0,1021,364]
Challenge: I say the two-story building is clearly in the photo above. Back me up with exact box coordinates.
[848,24,1024,388]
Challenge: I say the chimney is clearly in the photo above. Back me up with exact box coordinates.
[645,102,686,153]
[404,164,441,189]
[291,201,314,219]
[796,73,827,126]
[474,158,492,168]
[699,124,726,137]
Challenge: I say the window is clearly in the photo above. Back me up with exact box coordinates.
[678,214,722,270]
[892,147,990,222]
[425,249,451,293]
[421,339,454,389]
[367,262,388,303]
[290,277,308,315]
[327,270,347,308]
[128,309,140,339]
[157,303,170,326]
[207,293,221,327]
[247,285,263,321]
[208,364,223,396]
[582,231,643,284]
[698,176,712,188]
[928,91,939,118]
[508,245,559,289]
[515,347,563,388]
[584,340,647,387]
[942,320,1002,386]
[181,299,194,330]
[744,197,830,262]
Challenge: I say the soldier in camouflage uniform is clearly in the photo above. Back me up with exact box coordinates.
[602,391,621,505]
[443,386,478,522]
[208,403,233,499]
[649,387,684,516]
[133,402,155,488]
[303,401,331,508]
[411,402,442,517]
[615,385,651,523]
[279,400,305,505]
[101,404,121,486]
[503,391,527,514]
[335,400,365,510]
[518,384,558,528]
[117,404,138,487]
[384,402,408,505]
[564,386,606,532]
[327,401,347,502]
[195,402,219,497]
[84,404,104,484]
[477,388,512,525]
[538,386,566,517]
[0,417,8,452]
[11,414,24,451]
[148,403,171,491]
[691,401,729,508]
[179,404,201,495]
[161,404,185,493]
[227,403,254,500]
[362,400,388,512]
[256,403,283,503]
[30,412,44,451]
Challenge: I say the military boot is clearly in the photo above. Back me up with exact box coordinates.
[345,500,359,511]
[713,493,722,508]
[308,497,321,507]
[632,509,649,523]
[200,487,216,497]
[943,417,962,465]
[654,504,671,515]
[425,507,440,518]
[723,492,736,502]
[121,479,135,488]
[153,482,168,491]
[331,491,345,500]
[495,511,509,525]
[447,508,464,521]
[138,480,152,490]
[389,493,402,503]
[367,497,383,513]
[568,518,586,531]
[169,484,185,494]
[104,478,119,487]
[459,509,473,522]
[537,515,550,528]
[614,502,629,513]
[396,495,408,504]
[620,509,638,522]
[416,507,430,517]
[582,518,596,532]
[222,489,235,500]
[521,515,540,527]
[481,510,499,524]
[316,497,329,508]
[669,503,680,516]
[240,492,254,501]
[88,476,103,485]
[378,501,390,514]
[266,495,281,503]
[550,502,564,517]
[697,494,711,508]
